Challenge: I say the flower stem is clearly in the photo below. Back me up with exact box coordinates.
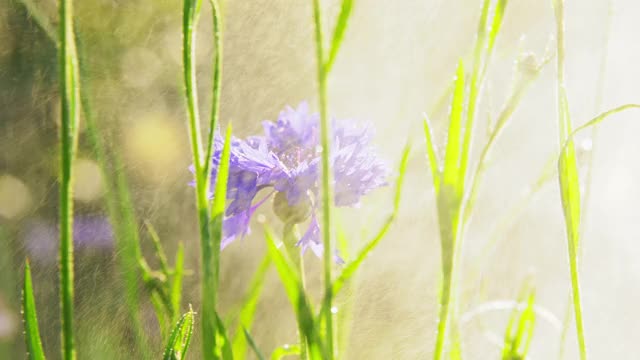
[283,223,308,360]
[311,1,335,358]
[58,0,81,357]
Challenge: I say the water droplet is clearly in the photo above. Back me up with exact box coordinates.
[331,306,338,314]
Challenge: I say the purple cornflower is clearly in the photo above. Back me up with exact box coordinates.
[199,102,387,257]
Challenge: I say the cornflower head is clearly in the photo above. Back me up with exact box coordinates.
[193,102,387,259]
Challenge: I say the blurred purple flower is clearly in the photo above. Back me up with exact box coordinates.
[24,216,114,262]
[195,102,387,258]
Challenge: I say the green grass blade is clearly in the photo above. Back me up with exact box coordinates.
[203,125,232,359]
[171,242,186,323]
[459,0,509,183]
[232,253,271,358]
[214,313,234,360]
[243,328,266,360]
[331,143,410,295]
[442,60,465,190]
[265,228,327,360]
[423,113,441,192]
[552,1,586,357]
[203,0,224,181]
[163,308,196,360]
[58,0,81,357]
[485,0,508,73]
[502,285,536,359]
[270,344,301,360]
[145,221,171,278]
[563,104,640,144]
[325,0,354,73]
[23,261,46,360]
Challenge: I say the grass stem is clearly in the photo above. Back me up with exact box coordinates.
[58,0,81,357]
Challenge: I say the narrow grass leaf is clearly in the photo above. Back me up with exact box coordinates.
[163,308,195,360]
[552,1,587,357]
[442,60,465,190]
[332,143,410,295]
[502,288,536,359]
[423,113,441,192]
[214,313,234,360]
[563,104,640,147]
[232,253,271,358]
[23,261,46,360]
[264,228,326,360]
[58,0,82,357]
[171,243,186,323]
[243,327,266,360]
[325,0,354,73]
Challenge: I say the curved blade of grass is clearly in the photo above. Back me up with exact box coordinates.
[265,228,327,360]
[231,253,271,358]
[464,51,552,223]
[561,104,640,149]
[58,0,81,357]
[163,308,195,360]
[270,344,301,360]
[203,0,223,182]
[243,327,266,360]
[324,0,354,73]
[23,261,46,360]
[331,143,410,296]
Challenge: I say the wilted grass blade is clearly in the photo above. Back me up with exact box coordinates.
[243,327,266,360]
[163,307,195,360]
[325,0,354,73]
[23,261,46,360]
[232,253,271,358]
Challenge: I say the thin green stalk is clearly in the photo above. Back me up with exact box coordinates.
[203,0,223,181]
[182,0,226,357]
[18,0,151,352]
[311,0,334,357]
[283,224,308,360]
[464,53,552,223]
[552,0,587,358]
[559,4,612,358]
[58,0,80,357]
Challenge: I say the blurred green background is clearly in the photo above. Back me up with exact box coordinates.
[2,0,640,358]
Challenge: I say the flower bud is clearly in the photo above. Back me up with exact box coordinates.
[273,191,312,224]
